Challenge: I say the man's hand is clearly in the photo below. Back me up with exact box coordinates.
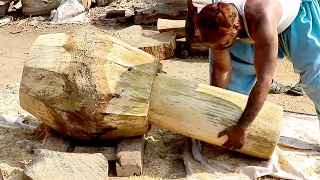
[218,125,248,150]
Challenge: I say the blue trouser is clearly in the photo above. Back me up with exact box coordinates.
[209,0,320,118]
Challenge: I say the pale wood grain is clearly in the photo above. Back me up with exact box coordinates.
[148,74,283,159]
[20,31,160,140]
[157,18,186,38]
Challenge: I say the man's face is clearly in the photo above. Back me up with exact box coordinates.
[199,28,237,52]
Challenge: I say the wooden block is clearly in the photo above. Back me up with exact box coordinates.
[134,0,187,24]
[24,149,108,180]
[116,135,145,177]
[21,0,60,16]
[157,18,186,38]
[74,146,117,161]
[97,0,113,7]
[115,25,176,60]
[106,9,125,18]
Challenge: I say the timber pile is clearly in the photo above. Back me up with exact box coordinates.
[133,0,188,24]
[149,0,213,58]
[115,25,176,60]
[20,31,284,161]
[156,18,188,58]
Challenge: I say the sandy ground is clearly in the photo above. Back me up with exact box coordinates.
[0,5,317,179]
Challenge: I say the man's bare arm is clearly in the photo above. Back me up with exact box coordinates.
[211,48,232,88]
[236,15,279,130]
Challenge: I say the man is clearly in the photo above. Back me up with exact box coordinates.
[195,0,320,150]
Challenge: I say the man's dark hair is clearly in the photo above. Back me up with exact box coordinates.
[195,2,239,35]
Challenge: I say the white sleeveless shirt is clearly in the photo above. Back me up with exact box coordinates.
[221,0,301,44]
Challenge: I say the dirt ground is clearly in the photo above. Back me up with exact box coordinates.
[0,4,317,179]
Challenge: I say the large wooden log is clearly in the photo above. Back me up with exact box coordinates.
[20,31,283,159]
[148,74,283,159]
[20,31,161,140]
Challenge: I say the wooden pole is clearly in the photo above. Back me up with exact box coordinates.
[148,74,283,159]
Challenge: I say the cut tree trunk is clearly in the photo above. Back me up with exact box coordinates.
[21,0,61,16]
[148,74,283,159]
[134,0,188,24]
[20,31,161,140]
[20,30,283,159]
[157,18,186,38]
[115,25,176,60]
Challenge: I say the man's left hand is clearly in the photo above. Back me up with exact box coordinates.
[218,125,248,150]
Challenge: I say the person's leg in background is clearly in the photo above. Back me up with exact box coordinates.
[282,0,320,119]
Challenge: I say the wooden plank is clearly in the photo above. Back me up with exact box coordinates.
[74,146,117,161]
[115,25,176,60]
[116,135,145,176]
[148,74,284,159]
[20,31,161,140]
[23,149,108,180]
[157,18,186,38]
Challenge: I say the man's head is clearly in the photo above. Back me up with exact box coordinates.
[195,2,243,52]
